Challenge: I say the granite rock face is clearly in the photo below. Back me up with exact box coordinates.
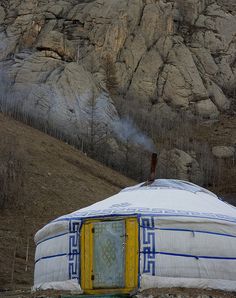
[0,0,235,144]
[0,0,236,163]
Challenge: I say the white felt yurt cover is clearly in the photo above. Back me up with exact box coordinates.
[34,179,236,292]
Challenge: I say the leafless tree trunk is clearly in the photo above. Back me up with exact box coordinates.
[0,137,25,210]
[102,55,118,95]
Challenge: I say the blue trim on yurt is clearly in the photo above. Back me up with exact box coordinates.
[35,252,80,264]
[137,215,141,288]
[79,219,84,284]
[37,210,236,251]
[46,210,236,226]
[68,219,81,280]
[140,251,236,260]
[37,232,68,246]
[141,217,156,276]
[51,213,138,223]
[139,227,236,238]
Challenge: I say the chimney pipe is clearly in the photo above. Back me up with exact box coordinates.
[148,152,157,183]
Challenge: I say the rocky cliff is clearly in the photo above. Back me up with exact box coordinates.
[0,0,235,187]
[1,0,235,117]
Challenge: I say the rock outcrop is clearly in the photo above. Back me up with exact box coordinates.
[157,148,204,186]
[212,145,235,159]
[0,0,235,184]
[0,0,235,128]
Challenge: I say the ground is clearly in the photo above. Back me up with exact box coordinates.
[0,113,134,292]
[2,287,236,297]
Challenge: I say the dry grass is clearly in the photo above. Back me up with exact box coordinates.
[193,115,236,194]
[0,113,135,290]
[141,287,236,298]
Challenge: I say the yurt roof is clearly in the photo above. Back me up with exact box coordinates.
[35,179,236,243]
[50,179,236,224]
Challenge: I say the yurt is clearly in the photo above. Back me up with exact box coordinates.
[34,154,236,294]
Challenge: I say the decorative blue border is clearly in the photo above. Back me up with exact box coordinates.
[141,217,156,276]
[139,227,236,238]
[138,215,141,288]
[68,219,81,280]
[35,252,79,264]
[48,207,236,225]
[140,251,236,260]
[36,232,68,246]
[139,216,236,265]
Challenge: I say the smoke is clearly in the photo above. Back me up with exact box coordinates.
[112,117,156,152]
[0,68,156,154]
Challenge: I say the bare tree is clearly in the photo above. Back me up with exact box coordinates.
[0,138,25,210]
[85,91,111,157]
[102,55,118,95]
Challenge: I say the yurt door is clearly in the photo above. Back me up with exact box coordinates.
[81,217,138,294]
[93,221,125,288]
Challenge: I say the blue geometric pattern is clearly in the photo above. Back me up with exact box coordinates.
[69,220,81,280]
[51,207,236,224]
[141,217,156,276]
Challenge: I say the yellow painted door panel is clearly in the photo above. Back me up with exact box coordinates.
[80,217,138,294]
[125,217,139,289]
[80,222,93,290]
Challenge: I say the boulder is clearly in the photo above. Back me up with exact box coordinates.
[212,146,235,158]
[0,34,19,61]
[140,1,172,48]
[158,63,191,108]
[127,48,163,102]
[190,47,218,76]
[158,44,208,108]
[217,0,236,13]
[13,51,63,84]
[176,0,205,25]
[36,30,77,61]
[206,79,230,111]
[194,99,220,119]
[190,2,236,91]
[121,31,147,73]
[157,148,203,186]
[101,13,128,62]
[2,52,118,138]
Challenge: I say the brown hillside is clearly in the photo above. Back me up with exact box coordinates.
[0,113,135,290]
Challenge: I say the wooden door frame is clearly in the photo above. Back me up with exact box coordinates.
[80,217,139,294]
